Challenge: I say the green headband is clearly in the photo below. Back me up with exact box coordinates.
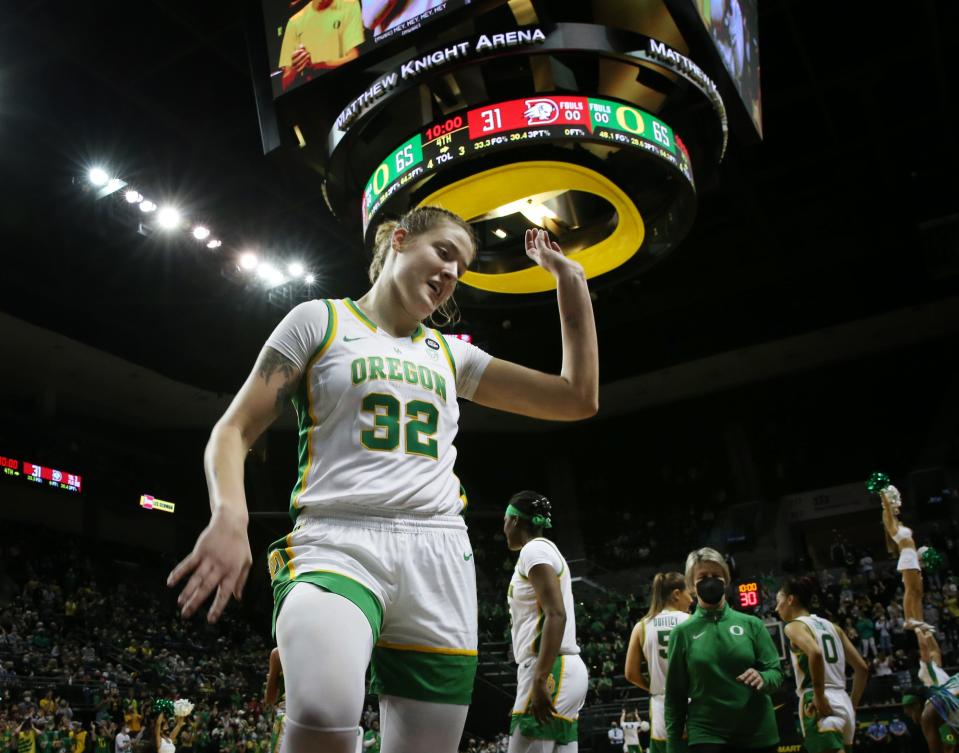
[506,503,552,528]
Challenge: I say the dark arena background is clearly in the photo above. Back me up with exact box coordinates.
[1,0,958,751]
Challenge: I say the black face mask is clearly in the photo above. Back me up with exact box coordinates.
[696,576,726,605]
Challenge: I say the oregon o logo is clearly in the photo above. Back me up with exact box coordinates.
[729,625,744,636]
[545,674,556,694]
[268,550,284,580]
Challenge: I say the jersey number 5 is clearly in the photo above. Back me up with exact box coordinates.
[361,393,439,459]
[658,630,670,659]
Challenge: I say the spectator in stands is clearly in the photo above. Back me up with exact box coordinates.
[857,613,878,659]
[607,719,624,749]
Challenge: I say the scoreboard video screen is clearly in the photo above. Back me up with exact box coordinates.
[693,0,761,135]
[1,455,82,494]
[361,95,694,232]
[261,0,478,98]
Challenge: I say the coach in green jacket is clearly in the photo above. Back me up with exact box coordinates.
[665,547,782,753]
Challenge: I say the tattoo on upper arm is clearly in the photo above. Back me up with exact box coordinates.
[257,347,299,413]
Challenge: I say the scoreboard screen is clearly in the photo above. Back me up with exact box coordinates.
[262,0,477,98]
[692,0,761,135]
[1,455,82,494]
[737,579,760,610]
[361,95,694,232]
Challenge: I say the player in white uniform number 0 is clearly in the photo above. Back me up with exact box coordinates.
[505,491,588,753]
[624,572,692,753]
[775,577,869,753]
[168,207,599,753]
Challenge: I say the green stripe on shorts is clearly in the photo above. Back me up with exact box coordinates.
[510,656,577,744]
[371,645,477,705]
[800,691,844,753]
[509,714,578,745]
[271,571,383,643]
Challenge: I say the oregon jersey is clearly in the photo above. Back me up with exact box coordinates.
[788,614,847,694]
[265,299,490,521]
[642,608,691,695]
[508,538,580,665]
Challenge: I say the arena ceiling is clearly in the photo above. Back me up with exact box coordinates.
[0,0,956,406]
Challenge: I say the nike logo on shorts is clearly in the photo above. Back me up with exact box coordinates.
[463,553,473,561]
[343,335,366,342]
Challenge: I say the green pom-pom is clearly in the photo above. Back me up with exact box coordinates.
[866,472,891,493]
[921,547,944,573]
[154,698,174,717]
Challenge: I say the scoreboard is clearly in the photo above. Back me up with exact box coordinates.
[1,455,82,494]
[362,95,694,232]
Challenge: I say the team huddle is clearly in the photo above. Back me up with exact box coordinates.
[165,206,959,753]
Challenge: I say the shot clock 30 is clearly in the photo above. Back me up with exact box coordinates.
[737,580,760,609]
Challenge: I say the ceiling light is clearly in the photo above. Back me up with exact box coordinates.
[492,228,508,239]
[519,200,558,227]
[88,167,109,186]
[139,200,157,213]
[192,226,210,240]
[157,206,182,229]
[257,263,286,287]
[304,274,316,285]
[287,262,304,277]
[206,239,222,249]
[125,190,143,204]
[239,252,259,271]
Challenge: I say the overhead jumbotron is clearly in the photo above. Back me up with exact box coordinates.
[249,0,760,301]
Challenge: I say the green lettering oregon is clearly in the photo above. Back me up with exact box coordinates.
[386,357,403,381]
[434,372,447,402]
[369,356,387,380]
[351,359,367,385]
[350,357,448,403]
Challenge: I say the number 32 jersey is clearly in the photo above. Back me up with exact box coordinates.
[265,298,492,520]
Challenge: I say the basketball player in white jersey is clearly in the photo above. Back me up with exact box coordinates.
[775,576,869,753]
[624,572,692,753]
[619,709,647,753]
[505,491,588,753]
[168,207,599,753]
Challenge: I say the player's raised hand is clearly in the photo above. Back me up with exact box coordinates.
[167,507,252,623]
[525,228,581,277]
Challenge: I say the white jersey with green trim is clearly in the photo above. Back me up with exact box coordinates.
[621,720,641,745]
[788,614,847,695]
[508,538,580,665]
[642,608,691,696]
[265,298,491,518]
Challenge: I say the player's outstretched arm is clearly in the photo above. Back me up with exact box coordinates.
[836,625,869,708]
[168,346,303,622]
[472,229,598,421]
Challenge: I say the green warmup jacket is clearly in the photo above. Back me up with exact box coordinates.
[664,603,783,752]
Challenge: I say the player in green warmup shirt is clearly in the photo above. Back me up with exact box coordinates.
[665,548,782,753]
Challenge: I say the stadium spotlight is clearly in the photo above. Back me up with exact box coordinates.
[257,263,286,287]
[88,167,109,186]
[157,206,181,229]
[125,190,143,204]
[239,252,259,271]
[192,225,211,240]
[305,274,316,285]
[139,200,157,213]
[287,261,305,277]
[206,239,222,249]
